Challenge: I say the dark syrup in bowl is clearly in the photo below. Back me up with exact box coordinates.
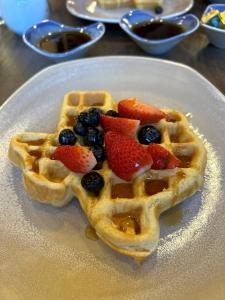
[132,21,185,40]
[38,31,91,53]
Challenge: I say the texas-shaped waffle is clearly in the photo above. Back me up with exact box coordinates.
[8,91,207,261]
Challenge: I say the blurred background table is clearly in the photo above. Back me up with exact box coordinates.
[0,0,225,106]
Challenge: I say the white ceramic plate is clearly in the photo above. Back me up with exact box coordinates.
[1,57,225,299]
[66,0,194,23]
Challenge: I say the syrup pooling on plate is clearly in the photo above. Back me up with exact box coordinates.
[85,225,99,240]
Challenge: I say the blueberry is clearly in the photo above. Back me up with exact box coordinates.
[87,108,102,127]
[81,171,104,193]
[91,145,106,162]
[83,128,99,146]
[138,125,161,145]
[78,112,90,126]
[97,130,104,146]
[154,5,163,14]
[74,122,87,136]
[58,129,77,145]
[105,110,119,117]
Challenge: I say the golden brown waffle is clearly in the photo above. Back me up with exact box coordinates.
[97,0,133,9]
[97,0,163,9]
[134,0,163,9]
[8,91,207,260]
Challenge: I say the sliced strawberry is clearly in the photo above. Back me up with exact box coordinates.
[100,114,140,137]
[53,145,97,173]
[147,144,181,170]
[105,131,153,181]
[118,98,167,124]
[167,153,182,169]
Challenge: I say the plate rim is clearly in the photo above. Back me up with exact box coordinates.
[66,0,194,24]
[1,55,225,116]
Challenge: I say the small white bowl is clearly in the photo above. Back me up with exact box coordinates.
[201,4,225,49]
[119,10,199,55]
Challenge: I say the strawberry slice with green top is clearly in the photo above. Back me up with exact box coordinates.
[105,131,153,181]
[147,144,181,170]
[54,145,97,173]
[100,114,140,137]
[118,98,168,124]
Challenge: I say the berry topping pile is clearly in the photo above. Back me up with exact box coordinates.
[53,98,181,193]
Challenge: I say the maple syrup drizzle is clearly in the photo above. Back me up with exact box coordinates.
[170,134,180,143]
[28,150,42,173]
[19,139,45,146]
[44,173,65,183]
[91,102,104,106]
[134,257,146,265]
[85,225,99,241]
[111,183,134,199]
[112,210,141,235]
[66,115,76,127]
[176,155,193,168]
[145,179,168,196]
[29,150,42,159]
[176,171,186,180]
[31,160,39,173]
[166,113,181,123]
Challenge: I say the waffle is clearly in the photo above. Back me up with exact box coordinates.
[97,0,133,9]
[8,91,207,261]
[134,0,163,9]
[97,0,163,9]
